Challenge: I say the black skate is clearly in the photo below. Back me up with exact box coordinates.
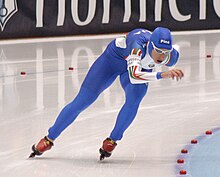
[99,138,117,160]
[29,136,54,158]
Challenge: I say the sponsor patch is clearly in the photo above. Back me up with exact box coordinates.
[160,39,170,45]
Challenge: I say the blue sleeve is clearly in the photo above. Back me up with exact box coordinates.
[121,40,144,59]
[125,29,149,58]
[156,72,163,79]
[165,48,179,67]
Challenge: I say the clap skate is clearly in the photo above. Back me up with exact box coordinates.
[29,136,54,158]
[99,138,117,160]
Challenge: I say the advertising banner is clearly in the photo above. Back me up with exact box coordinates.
[0,0,219,39]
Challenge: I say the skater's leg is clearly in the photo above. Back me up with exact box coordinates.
[48,52,121,141]
[30,46,128,158]
[110,72,148,141]
[48,87,99,140]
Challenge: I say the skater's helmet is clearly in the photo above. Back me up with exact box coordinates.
[148,27,173,57]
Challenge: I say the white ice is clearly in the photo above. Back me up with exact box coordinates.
[0,31,220,177]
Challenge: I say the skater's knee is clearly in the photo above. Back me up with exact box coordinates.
[125,85,147,104]
[68,87,99,112]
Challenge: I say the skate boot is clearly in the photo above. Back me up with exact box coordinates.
[99,138,117,160]
[29,136,54,158]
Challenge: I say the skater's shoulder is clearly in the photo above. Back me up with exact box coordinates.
[129,28,152,36]
[126,29,151,48]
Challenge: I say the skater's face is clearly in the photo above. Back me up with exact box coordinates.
[151,49,167,64]
[151,42,172,64]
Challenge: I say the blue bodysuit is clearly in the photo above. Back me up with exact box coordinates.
[47,28,179,142]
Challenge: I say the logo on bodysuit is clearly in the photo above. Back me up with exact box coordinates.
[148,63,155,68]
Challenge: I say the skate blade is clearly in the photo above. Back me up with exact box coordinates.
[29,152,36,158]
[100,154,105,161]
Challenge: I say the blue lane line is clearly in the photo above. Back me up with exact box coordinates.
[175,127,220,177]
[0,67,89,78]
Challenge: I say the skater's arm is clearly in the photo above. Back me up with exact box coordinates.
[162,45,184,81]
[126,45,184,84]
[127,53,163,84]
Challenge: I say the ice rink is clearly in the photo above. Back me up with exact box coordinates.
[0,31,220,177]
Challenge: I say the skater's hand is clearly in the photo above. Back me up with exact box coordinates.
[161,69,184,81]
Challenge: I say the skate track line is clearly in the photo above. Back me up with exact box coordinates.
[175,127,220,177]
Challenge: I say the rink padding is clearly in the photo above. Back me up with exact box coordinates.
[175,127,220,177]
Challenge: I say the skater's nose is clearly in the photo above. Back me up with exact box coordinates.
[159,53,166,60]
